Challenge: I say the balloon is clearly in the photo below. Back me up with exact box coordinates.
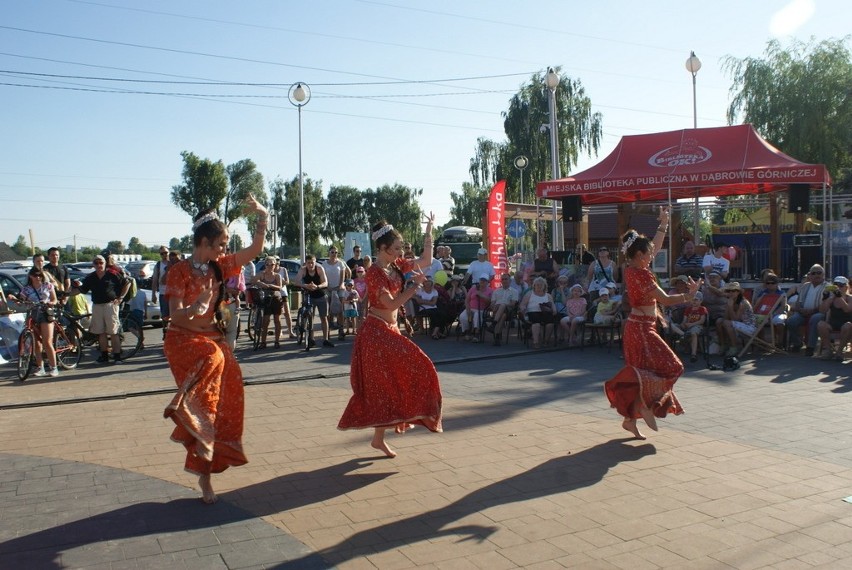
[433,270,448,286]
[723,246,737,261]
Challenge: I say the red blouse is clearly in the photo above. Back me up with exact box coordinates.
[624,266,657,308]
[367,258,416,310]
[167,254,240,320]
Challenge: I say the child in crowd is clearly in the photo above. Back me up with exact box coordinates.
[342,279,360,335]
[560,284,587,346]
[353,266,368,332]
[672,291,708,362]
[593,288,620,325]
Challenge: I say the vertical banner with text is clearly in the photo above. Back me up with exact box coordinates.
[485,180,509,287]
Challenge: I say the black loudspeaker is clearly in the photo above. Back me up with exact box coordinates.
[561,196,583,222]
[788,184,810,213]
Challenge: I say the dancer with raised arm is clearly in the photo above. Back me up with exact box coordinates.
[163,195,268,503]
[338,214,443,457]
[604,208,702,439]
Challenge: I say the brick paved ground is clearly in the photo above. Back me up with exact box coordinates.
[0,326,851,569]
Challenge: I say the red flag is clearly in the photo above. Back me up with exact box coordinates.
[485,180,509,287]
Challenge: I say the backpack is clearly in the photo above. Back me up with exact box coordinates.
[124,276,138,303]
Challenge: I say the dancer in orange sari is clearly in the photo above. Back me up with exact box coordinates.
[604,208,702,439]
[338,215,443,457]
[163,195,267,503]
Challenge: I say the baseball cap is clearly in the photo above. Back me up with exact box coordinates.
[833,276,849,285]
[599,289,610,297]
[478,273,489,281]
[477,248,487,255]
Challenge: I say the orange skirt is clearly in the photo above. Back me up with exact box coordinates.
[338,315,442,432]
[163,325,247,475]
[604,314,684,420]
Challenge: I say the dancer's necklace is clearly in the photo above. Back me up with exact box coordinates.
[191,256,209,275]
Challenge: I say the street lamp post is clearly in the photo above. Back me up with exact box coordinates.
[288,82,311,263]
[545,68,561,250]
[513,155,528,256]
[685,52,702,245]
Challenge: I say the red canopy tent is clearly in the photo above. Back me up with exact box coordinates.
[536,124,830,204]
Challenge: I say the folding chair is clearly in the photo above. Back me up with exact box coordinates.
[737,293,786,357]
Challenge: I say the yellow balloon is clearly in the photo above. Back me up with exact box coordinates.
[433,270,448,286]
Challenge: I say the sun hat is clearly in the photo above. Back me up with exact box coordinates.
[723,281,741,291]
[477,247,488,255]
[833,275,849,285]
[599,289,610,297]
[570,284,584,292]
[670,275,687,284]
[478,273,489,281]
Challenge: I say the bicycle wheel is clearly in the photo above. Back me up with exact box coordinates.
[252,309,265,351]
[17,330,35,381]
[119,317,143,359]
[246,306,256,341]
[55,324,82,370]
[301,306,313,350]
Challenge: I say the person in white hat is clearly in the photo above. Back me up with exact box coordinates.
[815,275,852,360]
[464,247,495,287]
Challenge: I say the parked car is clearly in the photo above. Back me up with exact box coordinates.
[125,261,156,290]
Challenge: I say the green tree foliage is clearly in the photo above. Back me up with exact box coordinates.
[725,38,852,176]
[223,159,267,230]
[278,175,325,256]
[448,182,488,228]
[170,151,229,219]
[127,237,146,255]
[363,183,424,249]
[325,185,369,244]
[229,234,244,252]
[468,69,603,203]
[105,240,124,254]
[11,235,29,257]
[168,237,181,251]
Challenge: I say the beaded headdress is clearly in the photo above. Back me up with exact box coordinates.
[621,231,639,255]
[192,212,219,231]
[372,224,394,241]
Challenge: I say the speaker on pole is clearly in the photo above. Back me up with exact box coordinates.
[788,184,810,213]
[561,196,583,222]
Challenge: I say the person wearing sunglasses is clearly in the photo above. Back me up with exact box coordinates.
[786,264,827,356]
[69,254,128,364]
[816,276,852,360]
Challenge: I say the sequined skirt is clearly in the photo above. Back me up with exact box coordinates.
[338,315,443,432]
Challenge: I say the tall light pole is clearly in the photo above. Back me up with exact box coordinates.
[685,52,702,245]
[514,155,528,203]
[288,82,311,263]
[545,68,561,250]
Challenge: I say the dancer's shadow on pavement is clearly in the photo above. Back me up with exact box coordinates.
[270,438,656,569]
[0,458,387,569]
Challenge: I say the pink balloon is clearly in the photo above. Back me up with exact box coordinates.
[723,246,737,261]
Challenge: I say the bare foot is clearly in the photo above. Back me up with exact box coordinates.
[371,430,397,458]
[622,418,646,440]
[639,406,659,432]
[199,474,217,504]
[394,423,415,434]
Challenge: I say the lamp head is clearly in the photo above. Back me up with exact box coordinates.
[514,155,528,170]
[545,67,559,90]
[685,51,702,74]
[293,83,307,103]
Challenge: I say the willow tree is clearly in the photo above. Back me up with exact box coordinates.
[468,69,603,203]
[724,38,852,177]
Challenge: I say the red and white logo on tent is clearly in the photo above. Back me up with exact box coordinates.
[648,138,712,168]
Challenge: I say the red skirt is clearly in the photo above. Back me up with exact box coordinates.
[604,314,684,420]
[338,315,443,432]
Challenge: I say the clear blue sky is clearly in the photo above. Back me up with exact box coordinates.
[1,0,848,253]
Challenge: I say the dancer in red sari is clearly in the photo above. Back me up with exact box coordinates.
[604,208,702,439]
[163,195,267,503]
[338,215,443,457]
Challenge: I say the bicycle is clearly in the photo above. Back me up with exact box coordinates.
[58,299,142,361]
[292,285,318,351]
[17,301,82,381]
[245,285,269,351]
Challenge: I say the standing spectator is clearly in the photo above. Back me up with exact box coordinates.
[439,245,455,274]
[151,246,172,335]
[70,255,127,363]
[702,243,730,281]
[297,254,333,348]
[277,259,296,339]
[253,257,284,348]
[242,258,256,287]
[489,273,519,346]
[346,245,366,272]
[674,240,703,279]
[323,247,350,340]
[586,246,615,301]
[531,247,560,290]
[223,263,245,351]
[44,247,70,292]
[423,249,444,279]
[353,265,368,332]
[465,248,495,286]
[786,264,827,356]
[13,268,59,377]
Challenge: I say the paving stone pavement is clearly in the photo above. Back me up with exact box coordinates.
[0,326,851,569]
